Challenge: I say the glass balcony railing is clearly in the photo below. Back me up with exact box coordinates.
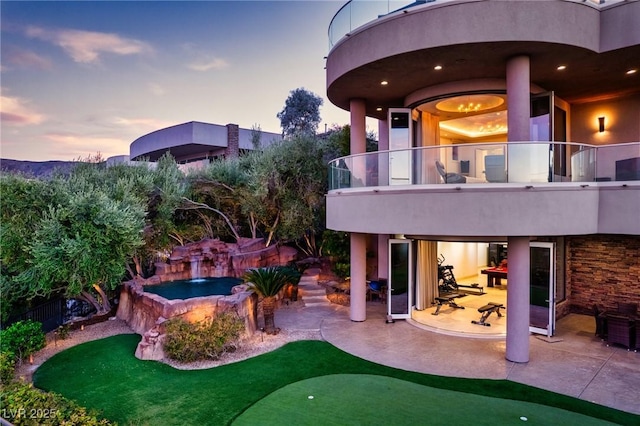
[328,0,629,48]
[328,142,640,190]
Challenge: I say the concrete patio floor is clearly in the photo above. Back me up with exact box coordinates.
[275,279,640,417]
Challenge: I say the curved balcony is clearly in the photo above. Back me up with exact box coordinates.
[326,142,640,238]
[328,0,628,48]
[328,142,640,190]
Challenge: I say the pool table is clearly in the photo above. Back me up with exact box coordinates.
[481,267,508,287]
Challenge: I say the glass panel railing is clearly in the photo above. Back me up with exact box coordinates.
[328,0,425,47]
[328,142,640,190]
[571,146,597,182]
[591,142,640,182]
[328,0,629,48]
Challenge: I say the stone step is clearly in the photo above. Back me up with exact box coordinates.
[299,286,324,292]
[304,302,332,307]
[303,294,328,301]
[301,291,327,296]
[299,286,324,293]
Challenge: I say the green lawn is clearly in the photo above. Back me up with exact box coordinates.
[234,374,616,426]
[33,335,638,426]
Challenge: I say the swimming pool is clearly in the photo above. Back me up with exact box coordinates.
[143,277,243,300]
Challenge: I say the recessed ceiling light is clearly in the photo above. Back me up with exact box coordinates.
[434,65,442,70]
[376,107,382,111]
[380,80,388,86]
[626,69,637,75]
[557,65,567,71]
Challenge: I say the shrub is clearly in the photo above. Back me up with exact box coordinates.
[0,320,46,364]
[0,381,114,425]
[55,325,70,340]
[333,262,350,279]
[0,350,16,384]
[163,312,245,363]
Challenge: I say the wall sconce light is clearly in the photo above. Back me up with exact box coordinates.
[598,116,605,133]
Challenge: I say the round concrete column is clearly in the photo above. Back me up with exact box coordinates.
[350,232,367,322]
[349,99,368,322]
[506,55,530,142]
[350,99,366,154]
[506,236,531,363]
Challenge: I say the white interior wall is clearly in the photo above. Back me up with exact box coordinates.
[437,242,487,280]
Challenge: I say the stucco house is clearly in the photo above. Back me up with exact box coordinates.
[128,121,282,167]
[324,0,639,362]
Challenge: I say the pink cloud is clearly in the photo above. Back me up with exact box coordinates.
[44,132,129,159]
[188,57,229,72]
[5,46,53,70]
[112,116,173,131]
[0,93,46,126]
[25,25,152,64]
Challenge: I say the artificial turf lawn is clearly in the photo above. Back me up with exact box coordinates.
[234,374,616,426]
[32,334,639,426]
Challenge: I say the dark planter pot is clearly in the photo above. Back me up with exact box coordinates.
[284,283,299,301]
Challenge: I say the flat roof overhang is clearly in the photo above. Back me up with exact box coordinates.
[326,0,640,119]
[131,144,226,162]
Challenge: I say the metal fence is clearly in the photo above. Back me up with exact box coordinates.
[5,297,96,333]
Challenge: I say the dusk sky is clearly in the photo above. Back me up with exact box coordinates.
[0,0,365,162]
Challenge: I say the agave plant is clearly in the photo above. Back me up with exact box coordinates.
[244,266,289,334]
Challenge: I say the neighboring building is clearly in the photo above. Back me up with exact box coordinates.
[325,0,639,361]
[129,121,282,164]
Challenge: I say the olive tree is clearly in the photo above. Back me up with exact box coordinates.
[0,174,63,321]
[16,186,145,314]
[242,135,328,255]
[277,88,323,138]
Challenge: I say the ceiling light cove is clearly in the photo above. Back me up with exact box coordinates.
[436,94,504,114]
[440,111,508,138]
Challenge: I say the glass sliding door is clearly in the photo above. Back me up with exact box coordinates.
[388,239,412,319]
[529,242,556,337]
[528,92,570,182]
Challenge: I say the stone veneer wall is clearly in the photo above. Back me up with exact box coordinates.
[567,235,640,314]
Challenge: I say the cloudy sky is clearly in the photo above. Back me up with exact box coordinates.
[1,0,366,161]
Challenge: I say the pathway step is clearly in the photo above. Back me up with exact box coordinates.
[293,274,333,307]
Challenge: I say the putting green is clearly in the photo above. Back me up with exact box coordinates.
[233,374,615,426]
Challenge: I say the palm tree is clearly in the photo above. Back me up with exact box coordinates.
[244,267,289,334]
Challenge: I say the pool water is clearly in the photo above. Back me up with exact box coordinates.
[143,277,243,300]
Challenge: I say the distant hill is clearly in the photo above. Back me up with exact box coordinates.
[0,159,81,178]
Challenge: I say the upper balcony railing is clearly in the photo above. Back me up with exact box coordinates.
[328,0,628,48]
[328,142,640,191]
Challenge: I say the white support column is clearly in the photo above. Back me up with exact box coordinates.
[350,232,367,322]
[507,55,531,142]
[506,236,531,363]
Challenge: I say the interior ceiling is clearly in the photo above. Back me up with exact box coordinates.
[417,94,509,141]
[327,41,640,122]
